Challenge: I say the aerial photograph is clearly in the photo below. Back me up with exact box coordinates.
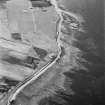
[0,0,104,105]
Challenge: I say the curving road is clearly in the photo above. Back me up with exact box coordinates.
[6,0,80,105]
